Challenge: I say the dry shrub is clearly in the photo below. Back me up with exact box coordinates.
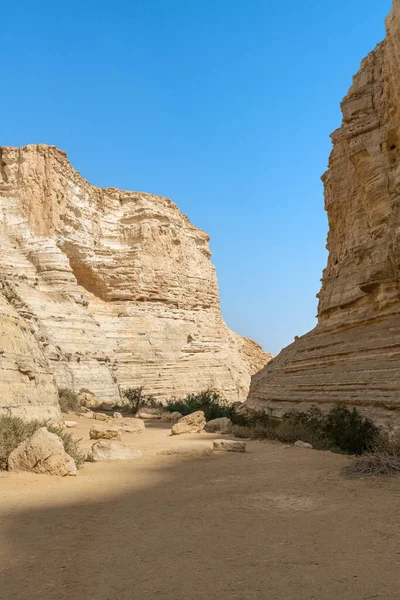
[58,389,81,413]
[343,452,400,477]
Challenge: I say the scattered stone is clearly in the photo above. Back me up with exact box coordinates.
[171,411,206,435]
[116,418,145,435]
[64,420,78,428]
[294,440,313,449]
[80,410,94,419]
[213,439,246,453]
[136,408,163,420]
[93,412,109,421]
[89,426,122,440]
[8,427,77,476]
[77,391,103,409]
[160,411,183,423]
[159,444,213,457]
[204,417,233,434]
[113,412,123,419]
[88,440,143,462]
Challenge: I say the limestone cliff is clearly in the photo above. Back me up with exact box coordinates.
[0,144,271,418]
[247,1,400,425]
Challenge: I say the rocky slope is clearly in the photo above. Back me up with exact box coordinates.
[247,0,400,426]
[0,144,271,419]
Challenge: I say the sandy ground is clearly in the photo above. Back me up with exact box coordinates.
[1,416,400,600]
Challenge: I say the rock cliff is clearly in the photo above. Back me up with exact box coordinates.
[247,0,400,425]
[0,144,271,419]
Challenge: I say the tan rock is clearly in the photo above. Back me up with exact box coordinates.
[98,402,115,411]
[8,427,77,476]
[64,420,78,428]
[116,419,145,435]
[80,410,94,419]
[136,408,162,420]
[171,411,206,435]
[93,413,109,421]
[247,2,400,425]
[213,439,246,453]
[113,412,123,419]
[160,411,183,423]
[89,441,142,462]
[89,426,122,440]
[294,441,313,449]
[0,144,272,420]
[204,417,233,434]
[159,444,213,457]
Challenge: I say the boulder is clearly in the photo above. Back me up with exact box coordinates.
[89,426,122,440]
[89,441,142,462]
[204,417,233,434]
[80,410,94,419]
[113,412,123,419]
[8,427,77,476]
[136,408,163,419]
[294,440,313,449]
[171,411,206,435]
[93,412,109,421]
[159,443,213,457]
[64,420,78,428]
[77,391,103,409]
[98,402,115,411]
[116,419,145,435]
[213,439,246,453]
[160,411,183,423]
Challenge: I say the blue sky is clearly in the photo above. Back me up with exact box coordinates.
[2,0,392,354]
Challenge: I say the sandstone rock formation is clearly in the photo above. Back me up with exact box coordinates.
[171,411,206,435]
[8,427,77,476]
[89,440,142,462]
[247,0,400,425]
[0,144,271,420]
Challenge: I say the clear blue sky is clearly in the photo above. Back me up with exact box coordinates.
[2,0,392,354]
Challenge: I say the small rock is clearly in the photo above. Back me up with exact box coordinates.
[171,411,206,435]
[160,411,183,423]
[136,408,162,420]
[93,412,109,421]
[88,440,143,462]
[64,420,78,428]
[116,418,145,435]
[89,426,122,440]
[98,402,115,411]
[204,417,233,434]
[80,410,94,419]
[113,412,123,419]
[213,439,246,453]
[8,427,77,476]
[159,444,213,457]
[294,440,313,449]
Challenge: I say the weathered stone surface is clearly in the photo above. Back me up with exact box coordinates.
[204,417,233,434]
[89,440,142,462]
[171,411,206,435]
[113,412,123,419]
[247,2,400,426]
[89,426,122,440]
[93,413,109,421]
[116,419,145,435]
[160,411,183,423]
[64,420,78,428]
[294,441,313,450]
[0,144,271,419]
[8,427,77,476]
[159,444,213,457]
[213,439,246,453]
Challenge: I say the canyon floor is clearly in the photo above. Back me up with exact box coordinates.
[1,418,400,600]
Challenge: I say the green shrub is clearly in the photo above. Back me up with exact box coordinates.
[123,387,163,415]
[323,406,378,455]
[0,415,85,470]
[167,389,231,421]
[58,389,81,414]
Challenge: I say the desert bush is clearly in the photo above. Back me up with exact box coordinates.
[58,388,81,413]
[0,415,85,470]
[232,405,379,455]
[123,387,163,415]
[343,452,400,477]
[167,389,233,421]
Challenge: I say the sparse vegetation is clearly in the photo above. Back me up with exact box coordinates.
[123,387,164,415]
[343,428,400,477]
[0,414,85,470]
[233,405,380,456]
[58,388,81,414]
[166,389,234,421]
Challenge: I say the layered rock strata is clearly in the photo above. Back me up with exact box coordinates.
[247,0,400,426]
[0,144,270,418]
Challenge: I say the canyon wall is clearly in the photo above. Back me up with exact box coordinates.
[247,0,400,425]
[0,144,271,418]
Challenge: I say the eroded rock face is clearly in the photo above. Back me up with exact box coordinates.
[247,1,400,426]
[0,144,271,419]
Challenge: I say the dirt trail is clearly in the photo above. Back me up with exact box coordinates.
[1,417,400,600]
